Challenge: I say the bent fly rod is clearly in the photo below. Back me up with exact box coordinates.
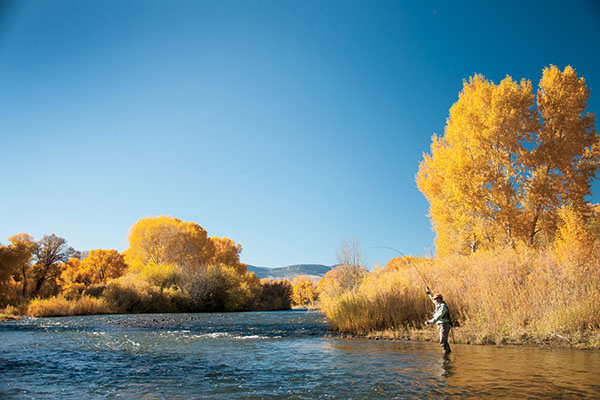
[368,246,431,288]
[369,246,457,344]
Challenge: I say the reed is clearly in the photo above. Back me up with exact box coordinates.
[321,268,429,334]
[27,295,114,317]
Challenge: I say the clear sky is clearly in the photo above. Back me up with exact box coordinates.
[1,0,600,268]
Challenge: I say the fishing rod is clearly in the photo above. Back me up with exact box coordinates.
[368,245,431,288]
[369,245,457,345]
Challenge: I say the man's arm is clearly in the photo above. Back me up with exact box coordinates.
[425,286,436,325]
[428,304,446,324]
[425,286,435,304]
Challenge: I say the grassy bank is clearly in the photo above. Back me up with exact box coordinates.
[319,247,600,349]
[354,326,600,350]
[27,295,114,317]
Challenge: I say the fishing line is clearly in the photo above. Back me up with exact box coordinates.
[367,245,431,288]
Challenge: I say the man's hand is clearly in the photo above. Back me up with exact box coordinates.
[425,286,430,293]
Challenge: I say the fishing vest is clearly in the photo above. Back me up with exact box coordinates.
[435,302,452,325]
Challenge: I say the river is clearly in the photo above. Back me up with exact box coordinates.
[1,310,598,399]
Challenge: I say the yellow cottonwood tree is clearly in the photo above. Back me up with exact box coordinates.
[0,234,37,300]
[417,65,599,256]
[126,216,214,271]
[524,65,600,245]
[125,216,254,307]
[417,74,537,255]
[60,249,128,298]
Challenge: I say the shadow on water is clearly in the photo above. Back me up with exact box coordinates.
[1,311,599,399]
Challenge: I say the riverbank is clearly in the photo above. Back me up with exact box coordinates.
[318,247,600,350]
[323,318,600,350]
[343,327,600,350]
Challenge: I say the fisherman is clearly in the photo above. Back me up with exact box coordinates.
[424,286,452,354]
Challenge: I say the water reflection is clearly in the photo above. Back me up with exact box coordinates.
[441,344,600,398]
[440,353,453,378]
[314,334,600,398]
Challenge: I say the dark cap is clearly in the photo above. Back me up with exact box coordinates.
[433,294,443,300]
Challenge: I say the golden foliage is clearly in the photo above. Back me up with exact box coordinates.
[126,216,213,271]
[209,236,247,274]
[60,250,128,298]
[291,276,319,306]
[0,234,37,303]
[552,206,595,276]
[139,261,179,292]
[123,216,270,312]
[536,66,599,211]
[417,65,599,255]
[60,258,87,299]
[82,249,128,283]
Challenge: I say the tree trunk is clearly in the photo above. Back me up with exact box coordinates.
[528,212,540,246]
[21,264,27,297]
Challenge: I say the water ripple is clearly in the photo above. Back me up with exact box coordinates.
[1,311,599,399]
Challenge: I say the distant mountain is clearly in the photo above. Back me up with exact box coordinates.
[246,264,334,280]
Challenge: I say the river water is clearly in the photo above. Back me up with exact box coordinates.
[1,310,598,399]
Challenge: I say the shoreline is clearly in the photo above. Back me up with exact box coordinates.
[328,327,600,350]
[0,314,21,321]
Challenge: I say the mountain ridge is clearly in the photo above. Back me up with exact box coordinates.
[246,263,334,280]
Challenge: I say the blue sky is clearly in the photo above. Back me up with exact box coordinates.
[1,0,599,268]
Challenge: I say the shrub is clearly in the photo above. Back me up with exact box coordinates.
[83,283,106,298]
[187,264,262,312]
[256,279,293,311]
[103,274,189,313]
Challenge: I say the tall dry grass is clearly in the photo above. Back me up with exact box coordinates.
[27,295,114,317]
[319,246,600,347]
[320,267,429,333]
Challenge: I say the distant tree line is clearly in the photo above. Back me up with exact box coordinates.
[0,216,300,315]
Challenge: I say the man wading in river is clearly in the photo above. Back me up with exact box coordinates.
[425,286,452,354]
